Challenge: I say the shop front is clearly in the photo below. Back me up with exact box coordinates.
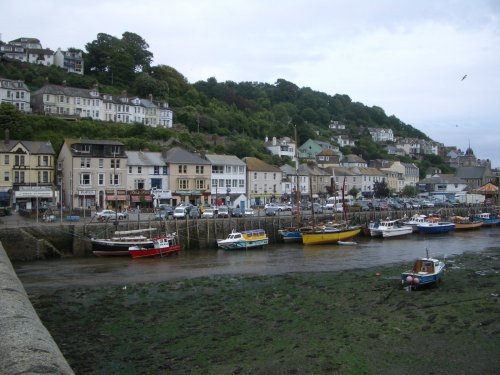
[173,190,210,207]
[77,189,97,209]
[151,189,173,207]
[105,189,127,210]
[13,187,57,211]
[129,189,154,209]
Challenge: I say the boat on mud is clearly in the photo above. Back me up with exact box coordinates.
[91,228,156,257]
[217,229,269,250]
[474,212,500,227]
[301,223,361,245]
[129,233,181,259]
[369,219,413,238]
[417,220,455,234]
[451,216,484,230]
[401,253,446,290]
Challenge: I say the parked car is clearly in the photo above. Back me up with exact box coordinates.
[217,206,230,218]
[231,208,244,217]
[265,206,279,216]
[201,208,217,218]
[154,211,170,220]
[173,206,188,219]
[244,208,255,217]
[158,204,174,215]
[312,203,323,214]
[421,200,435,208]
[96,210,127,221]
[189,207,201,219]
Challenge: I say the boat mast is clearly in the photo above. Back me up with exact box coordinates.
[294,125,300,227]
[342,176,348,223]
[310,172,315,229]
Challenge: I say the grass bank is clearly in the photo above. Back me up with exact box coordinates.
[30,249,499,374]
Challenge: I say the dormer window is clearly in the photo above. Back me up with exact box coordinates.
[80,144,91,153]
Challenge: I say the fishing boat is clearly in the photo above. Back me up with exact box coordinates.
[217,229,269,250]
[474,212,500,227]
[417,221,455,234]
[401,251,446,289]
[369,219,413,238]
[402,214,427,232]
[301,223,361,245]
[278,227,303,243]
[91,228,156,257]
[129,233,181,259]
[451,216,483,230]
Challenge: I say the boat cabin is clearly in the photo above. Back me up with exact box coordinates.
[412,259,435,274]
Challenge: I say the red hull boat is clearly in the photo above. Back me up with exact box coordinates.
[129,233,181,259]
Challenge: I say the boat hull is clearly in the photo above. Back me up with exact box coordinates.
[279,230,302,243]
[129,245,181,259]
[454,222,483,230]
[91,238,154,256]
[302,228,361,245]
[417,222,455,234]
[381,227,413,238]
[217,238,269,250]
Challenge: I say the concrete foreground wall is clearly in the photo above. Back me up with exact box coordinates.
[0,242,74,374]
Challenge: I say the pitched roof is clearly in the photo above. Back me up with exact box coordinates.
[125,151,165,166]
[33,83,98,99]
[0,140,55,154]
[242,157,281,172]
[165,147,210,164]
[205,154,245,166]
[419,175,467,184]
[455,166,486,179]
[343,154,366,163]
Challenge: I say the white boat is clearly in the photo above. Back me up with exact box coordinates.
[401,252,446,289]
[402,214,427,232]
[217,229,269,250]
[370,219,413,238]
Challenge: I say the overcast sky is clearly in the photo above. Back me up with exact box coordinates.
[2,0,500,167]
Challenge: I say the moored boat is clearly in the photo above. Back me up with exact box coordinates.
[474,212,500,227]
[91,228,156,257]
[129,233,181,259]
[401,253,446,289]
[370,219,413,238]
[217,229,269,250]
[402,214,427,232]
[301,224,361,245]
[417,221,455,234]
[451,216,483,230]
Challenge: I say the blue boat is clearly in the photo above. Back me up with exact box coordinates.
[475,212,500,227]
[417,221,455,234]
[278,228,303,243]
[401,254,446,290]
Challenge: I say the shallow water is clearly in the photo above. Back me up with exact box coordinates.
[14,227,499,289]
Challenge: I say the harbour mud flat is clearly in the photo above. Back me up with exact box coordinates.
[29,248,499,374]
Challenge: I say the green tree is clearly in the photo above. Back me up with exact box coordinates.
[373,179,390,198]
[402,185,418,197]
[348,187,359,198]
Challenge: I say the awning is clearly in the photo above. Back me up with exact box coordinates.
[130,195,152,202]
[106,195,127,201]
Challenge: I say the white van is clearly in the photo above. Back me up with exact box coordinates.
[173,206,188,219]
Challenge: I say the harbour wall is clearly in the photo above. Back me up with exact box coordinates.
[0,242,74,374]
[0,207,493,261]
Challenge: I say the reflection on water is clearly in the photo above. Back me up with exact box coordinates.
[14,227,499,289]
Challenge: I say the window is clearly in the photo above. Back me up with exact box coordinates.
[38,171,49,183]
[80,173,91,185]
[239,166,244,174]
[128,166,133,173]
[4,171,9,181]
[253,183,257,193]
[226,179,231,188]
[238,179,244,188]
[154,166,159,175]
[137,166,142,174]
[212,165,223,174]
[109,173,120,185]
[264,173,267,179]
[14,155,25,166]
[151,178,162,189]
[111,159,120,169]
[111,146,120,154]
[178,179,189,190]
[273,173,276,180]
[232,179,237,187]
[178,165,187,174]
[80,158,90,168]
[253,172,257,180]
[4,155,9,165]
[212,179,218,187]
[134,179,145,189]
[225,166,231,173]
[162,166,168,175]
[196,165,204,174]
[99,159,104,169]
[80,144,91,153]
[14,171,25,183]
[98,173,105,185]
[196,179,206,190]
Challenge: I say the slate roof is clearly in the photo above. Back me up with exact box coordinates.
[205,154,245,166]
[242,157,281,172]
[33,84,98,99]
[125,151,165,166]
[0,140,55,154]
[342,154,366,163]
[165,147,210,165]
[455,166,486,179]
[419,175,467,184]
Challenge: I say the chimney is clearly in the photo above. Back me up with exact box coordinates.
[4,129,9,145]
[149,93,153,102]
[265,136,268,142]
[272,137,277,145]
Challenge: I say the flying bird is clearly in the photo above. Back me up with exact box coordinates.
[461,74,467,81]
